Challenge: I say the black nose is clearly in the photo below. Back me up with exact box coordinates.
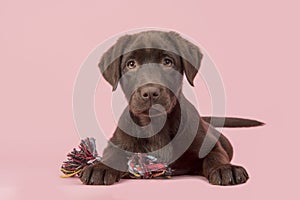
[140,85,161,101]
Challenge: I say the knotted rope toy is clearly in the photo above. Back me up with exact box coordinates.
[60,137,172,179]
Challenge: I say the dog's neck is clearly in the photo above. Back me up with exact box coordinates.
[126,100,181,156]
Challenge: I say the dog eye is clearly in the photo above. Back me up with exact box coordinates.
[162,58,173,67]
[126,60,137,69]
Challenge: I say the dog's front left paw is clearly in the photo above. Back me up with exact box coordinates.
[208,164,249,186]
[79,163,121,185]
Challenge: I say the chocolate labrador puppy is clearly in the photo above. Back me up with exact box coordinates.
[79,31,263,186]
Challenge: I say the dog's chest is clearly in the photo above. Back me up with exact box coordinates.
[129,134,173,162]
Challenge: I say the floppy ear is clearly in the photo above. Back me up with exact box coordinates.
[98,35,131,91]
[169,31,203,86]
[181,49,203,86]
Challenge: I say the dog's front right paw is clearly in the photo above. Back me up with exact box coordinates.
[79,163,121,185]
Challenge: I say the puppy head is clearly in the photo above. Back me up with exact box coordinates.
[120,48,182,117]
[98,31,203,117]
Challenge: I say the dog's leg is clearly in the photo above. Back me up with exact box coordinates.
[79,142,128,185]
[202,142,249,186]
[198,120,248,185]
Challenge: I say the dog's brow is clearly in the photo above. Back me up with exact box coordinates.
[161,53,173,58]
[122,54,136,65]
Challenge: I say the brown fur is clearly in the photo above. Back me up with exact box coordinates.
[79,31,259,186]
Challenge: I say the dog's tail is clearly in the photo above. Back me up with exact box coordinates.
[202,116,265,128]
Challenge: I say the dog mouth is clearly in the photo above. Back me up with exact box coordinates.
[131,96,177,118]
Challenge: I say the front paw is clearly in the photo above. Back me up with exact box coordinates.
[208,164,249,186]
[79,163,121,185]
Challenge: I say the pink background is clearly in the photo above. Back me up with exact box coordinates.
[0,0,299,199]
